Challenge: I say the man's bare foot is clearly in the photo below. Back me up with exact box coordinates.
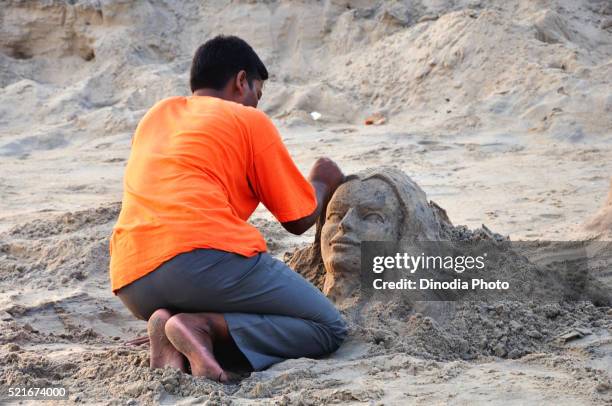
[165,313,229,382]
[148,309,187,372]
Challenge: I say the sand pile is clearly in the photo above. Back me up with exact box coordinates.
[329,3,612,136]
[351,300,610,360]
[0,203,138,346]
[286,167,610,362]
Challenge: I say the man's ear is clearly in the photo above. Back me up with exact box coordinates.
[235,70,248,95]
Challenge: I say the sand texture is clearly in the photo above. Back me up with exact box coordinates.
[1,0,611,404]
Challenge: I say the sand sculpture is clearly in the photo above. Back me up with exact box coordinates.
[320,168,449,302]
[290,167,610,308]
[290,167,461,304]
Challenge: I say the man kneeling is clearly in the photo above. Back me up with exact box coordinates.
[109,35,347,382]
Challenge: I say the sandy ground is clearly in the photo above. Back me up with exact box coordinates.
[0,0,611,404]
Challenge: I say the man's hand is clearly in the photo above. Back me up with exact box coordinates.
[281,157,344,235]
[308,157,344,195]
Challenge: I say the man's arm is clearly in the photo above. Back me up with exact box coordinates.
[281,157,344,235]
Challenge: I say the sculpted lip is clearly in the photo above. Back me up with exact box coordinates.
[330,237,359,247]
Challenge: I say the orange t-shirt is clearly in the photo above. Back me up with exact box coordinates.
[109,96,317,292]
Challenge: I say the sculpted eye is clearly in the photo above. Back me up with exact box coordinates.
[364,213,384,223]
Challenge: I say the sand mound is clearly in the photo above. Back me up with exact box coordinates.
[288,167,610,364]
[0,203,118,290]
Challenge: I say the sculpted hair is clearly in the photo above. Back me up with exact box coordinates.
[190,35,269,92]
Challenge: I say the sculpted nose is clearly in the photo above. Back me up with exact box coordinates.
[339,208,356,232]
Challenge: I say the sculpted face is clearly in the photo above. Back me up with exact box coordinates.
[321,178,402,277]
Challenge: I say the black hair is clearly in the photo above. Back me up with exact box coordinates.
[189,35,269,92]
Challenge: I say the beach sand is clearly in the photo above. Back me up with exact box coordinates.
[0,0,611,404]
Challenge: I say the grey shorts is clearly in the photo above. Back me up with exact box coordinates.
[117,248,347,370]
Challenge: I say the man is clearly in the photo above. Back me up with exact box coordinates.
[110,35,347,382]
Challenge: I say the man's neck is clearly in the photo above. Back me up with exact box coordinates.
[193,88,230,100]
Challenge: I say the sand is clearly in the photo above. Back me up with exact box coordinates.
[1,0,611,404]
[582,179,612,239]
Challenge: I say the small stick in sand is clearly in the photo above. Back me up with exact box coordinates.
[125,336,149,346]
